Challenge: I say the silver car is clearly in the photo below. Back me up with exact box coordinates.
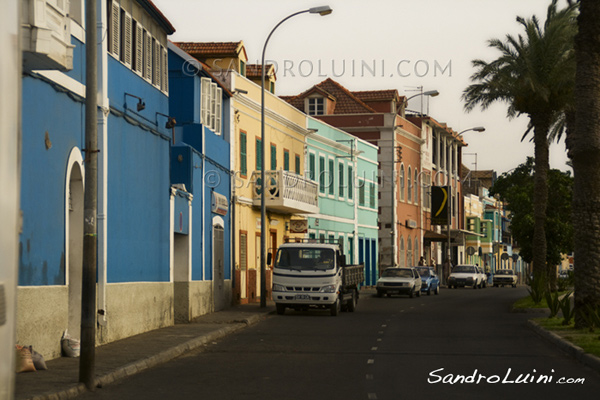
[376,267,422,298]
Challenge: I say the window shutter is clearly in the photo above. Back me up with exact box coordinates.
[240,132,247,176]
[110,2,120,57]
[153,39,160,87]
[122,12,132,66]
[144,31,152,81]
[134,22,143,74]
[162,46,169,93]
[215,88,222,134]
[210,83,217,131]
[201,78,211,125]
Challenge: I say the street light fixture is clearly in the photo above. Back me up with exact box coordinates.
[445,125,485,277]
[260,6,333,308]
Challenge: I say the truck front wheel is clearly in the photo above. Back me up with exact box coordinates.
[330,297,341,316]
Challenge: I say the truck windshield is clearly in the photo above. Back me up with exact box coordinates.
[275,248,335,271]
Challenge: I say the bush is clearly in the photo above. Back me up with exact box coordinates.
[559,291,574,325]
[581,304,600,333]
[527,275,546,305]
[545,291,560,318]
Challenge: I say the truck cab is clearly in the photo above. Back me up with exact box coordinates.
[271,239,364,316]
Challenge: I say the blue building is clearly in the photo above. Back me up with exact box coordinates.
[167,42,233,320]
[18,0,176,360]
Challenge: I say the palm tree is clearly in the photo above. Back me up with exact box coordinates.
[567,0,600,328]
[463,0,577,289]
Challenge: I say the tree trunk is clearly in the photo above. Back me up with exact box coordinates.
[568,0,600,328]
[531,117,551,291]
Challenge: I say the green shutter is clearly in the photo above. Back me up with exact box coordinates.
[309,153,316,180]
[256,138,262,171]
[240,132,247,176]
[295,154,301,174]
[328,159,334,195]
[284,150,290,171]
[319,156,325,193]
[348,165,353,200]
[338,162,344,197]
[271,144,277,170]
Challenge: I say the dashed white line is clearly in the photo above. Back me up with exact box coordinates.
[366,374,374,380]
[371,346,378,351]
[368,393,378,400]
[367,359,375,364]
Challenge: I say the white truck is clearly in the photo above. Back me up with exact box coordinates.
[271,240,364,316]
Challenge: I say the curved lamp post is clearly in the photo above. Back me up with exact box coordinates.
[445,126,485,279]
[260,6,333,307]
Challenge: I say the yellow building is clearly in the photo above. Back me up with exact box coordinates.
[176,41,318,303]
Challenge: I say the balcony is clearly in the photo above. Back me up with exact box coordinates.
[22,0,74,72]
[251,170,319,215]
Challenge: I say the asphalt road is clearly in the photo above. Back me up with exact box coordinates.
[79,286,600,399]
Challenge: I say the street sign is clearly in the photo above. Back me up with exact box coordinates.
[431,186,449,225]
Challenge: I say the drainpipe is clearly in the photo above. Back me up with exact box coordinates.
[97,0,109,329]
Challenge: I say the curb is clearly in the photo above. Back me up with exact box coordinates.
[26,314,270,400]
[526,320,600,374]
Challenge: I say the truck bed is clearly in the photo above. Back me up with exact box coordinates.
[343,264,365,287]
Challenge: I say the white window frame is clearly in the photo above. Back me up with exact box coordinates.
[109,1,120,58]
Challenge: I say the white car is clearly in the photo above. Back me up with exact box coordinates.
[376,267,422,298]
[493,269,518,287]
[447,265,482,289]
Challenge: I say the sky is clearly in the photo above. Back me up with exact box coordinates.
[152,0,573,174]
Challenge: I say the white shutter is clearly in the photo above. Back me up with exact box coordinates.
[134,22,143,74]
[144,31,152,82]
[153,39,160,87]
[161,46,169,93]
[201,78,211,125]
[215,88,222,135]
[110,2,120,57]
[210,83,217,131]
[122,12,132,67]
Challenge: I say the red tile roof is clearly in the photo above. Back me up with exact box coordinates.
[282,78,378,114]
[353,89,402,103]
[246,64,276,80]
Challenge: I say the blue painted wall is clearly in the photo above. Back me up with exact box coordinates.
[168,46,232,283]
[19,76,85,286]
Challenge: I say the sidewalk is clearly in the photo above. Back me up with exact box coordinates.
[15,301,275,400]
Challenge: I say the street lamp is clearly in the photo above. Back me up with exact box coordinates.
[404,88,439,116]
[445,126,485,276]
[260,6,333,307]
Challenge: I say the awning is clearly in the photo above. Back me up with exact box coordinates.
[423,230,448,242]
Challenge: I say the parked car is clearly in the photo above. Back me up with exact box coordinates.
[476,266,487,288]
[376,268,422,298]
[447,265,482,289]
[493,269,518,287]
[415,266,440,295]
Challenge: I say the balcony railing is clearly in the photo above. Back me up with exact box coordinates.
[251,170,319,215]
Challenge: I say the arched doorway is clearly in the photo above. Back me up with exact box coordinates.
[212,216,225,311]
[66,150,84,339]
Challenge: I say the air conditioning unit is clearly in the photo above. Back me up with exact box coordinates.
[406,219,417,229]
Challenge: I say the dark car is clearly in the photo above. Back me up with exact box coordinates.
[415,266,440,295]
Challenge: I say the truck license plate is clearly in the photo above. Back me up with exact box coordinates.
[295,294,311,300]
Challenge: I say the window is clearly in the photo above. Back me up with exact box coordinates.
[359,180,365,206]
[132,19,143,75]
[283,149,290,171]
[108,1,120,58]
[348,165,353,200]
[308,97,325,116]
[295,154,301,175]
[338,162,344,198]
[240,60,246,76]
[256,138,262,171]
[414,169,419,204]
[120,8,132,67]
[328,159,334,195]
[309,153,316,180]
[400,237,405,268]
[407,238,413,267]
[240,131,247,177]
[414,238,419,265]
[407,166,412,202]
[432,132,438,166]
[271,144,277,170]
[240,232,247,271]
[369,183,375,208]
[319,156,325,193]
[400,165,405,201]
[200,78,223,134]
